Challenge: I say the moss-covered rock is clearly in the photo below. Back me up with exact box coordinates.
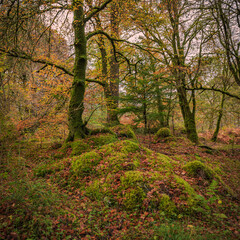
[110,125,137,141]
[72,151,102,176]
[183,160,217,181]
[155,127,171,139]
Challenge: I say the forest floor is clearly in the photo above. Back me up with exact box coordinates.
[0,132,240,239]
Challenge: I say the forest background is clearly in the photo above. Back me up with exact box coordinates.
[0,0,240,239]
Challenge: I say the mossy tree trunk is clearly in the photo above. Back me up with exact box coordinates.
[108,1,120,125]
[156,85,166,127]
[211,93,225,142]
[68,0,88,141]
[177,83,199,144]
[94,12,119,127]
[168,0,199,144]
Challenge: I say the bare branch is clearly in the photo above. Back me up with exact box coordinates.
[185,86,240,100]
[84,0,112,23]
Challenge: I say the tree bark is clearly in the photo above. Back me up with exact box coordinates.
[108,1,120,125]
[68,0,88,141]
[211,93,225,142]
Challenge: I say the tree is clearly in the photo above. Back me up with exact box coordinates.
[202,0,240,86]
[0,0,113,141]
[129,0,209,143]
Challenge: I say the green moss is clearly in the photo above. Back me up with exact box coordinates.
[122,187,146,210]
[88,133,117,147]
[183,161,236,198]
[174,175,205,212]
[110,125,137,140]
[60,142,72,154]
[72,151,102,176]
[85,180,104,200]
[34,161,66,177]
[146,150,174,172]
[156,127,171,139]
[158,194,176,213]
[121,140,140,154]
[70,134,117,156]
[100,140,140,157]
[71,139,90,156]
[121,171,144,187]
[183,160,217,181]
[174,175,196,197]
[97,141,141,174]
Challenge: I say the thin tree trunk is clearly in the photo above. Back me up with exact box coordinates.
[108,1,119,125]
[68,0,88,141]
[211,93,225,142]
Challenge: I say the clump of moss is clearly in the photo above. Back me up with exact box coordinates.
[90,127,114,135]
[34,160,68,177]
[85,179,108,201]
[71,139,90,156]
[157,194,176,213]
[88,133,117,147]
[121,171,145,187]
[72,151,102,176]
[155,127,171,139]
[183,160,217,181]
[100,140,140,157]
[95,141,141,174]
[174,175,205,212]
[174,175,197,197]
[111,125,137,140]
[70,133,117,157]
[60,142,72,155]
[122,187,146,210]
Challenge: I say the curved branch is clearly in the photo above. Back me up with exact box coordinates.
[86,30,158,60]
[185,86,240,100]
[84,0,113,23]
[0,47,74,76]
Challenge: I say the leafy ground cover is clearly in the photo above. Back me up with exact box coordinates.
[0,129,239,239]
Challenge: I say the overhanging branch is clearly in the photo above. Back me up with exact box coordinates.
[185,86,240,100]
[0,47,74,76]
[0,47,107,87]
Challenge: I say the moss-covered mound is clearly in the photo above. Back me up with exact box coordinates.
[70,140,212,214]
[156,127,171,139]
[183,160,235,197]
[110,125,137,141]
[70,133,118,156]
[183,160,217,181]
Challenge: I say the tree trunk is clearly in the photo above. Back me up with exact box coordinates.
[108,1,119,125]
[211,93,225,142]
[67,0,88,141]
[156,85,165,127]
[177,84,199,144]
[143,88,147,134]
